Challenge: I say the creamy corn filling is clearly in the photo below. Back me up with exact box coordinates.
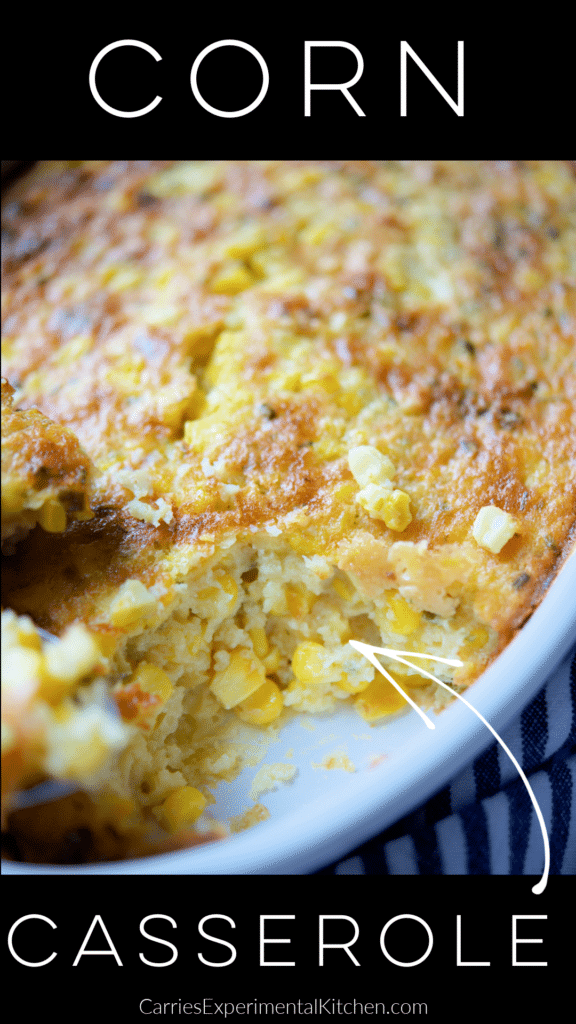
[1,536,495,859]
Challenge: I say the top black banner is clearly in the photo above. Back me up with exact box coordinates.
[4,8,573,156]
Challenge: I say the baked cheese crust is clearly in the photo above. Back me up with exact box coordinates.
[2,161,575,862]
[1,378,93,547]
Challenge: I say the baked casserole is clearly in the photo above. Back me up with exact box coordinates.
[1,160,575,863]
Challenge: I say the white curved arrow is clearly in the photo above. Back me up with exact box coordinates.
[349,640,550,895]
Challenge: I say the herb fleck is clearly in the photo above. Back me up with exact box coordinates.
[512,573,531,590]
[496,408,524,430]
[259,404,277,420]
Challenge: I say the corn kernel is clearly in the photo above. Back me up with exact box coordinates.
[357,485,412,531]
[286,584,313,618]
[386,593,421,635]
[108,579,157,627]
[43,624,101,690]
[151,267,175,289]
[263,647,281,674]
[182,323,219,359]
[384,489,412,531]
[53,334,93,366]
[249,247,285,277]
[115,680,161,723]
[222,224,265,259]
[16,621,43,651]
[301,374,340,398]
[310,437,343,461]
[332,480,357,503]
[160,786,207,833]
[38,498,67,533]
[459,625,490,658]
[466,626,490,649]
[348,445,395,487]
[472,505,520,554]
[249,627,269,659]
[384,262,407,291]
[236,680,283,725]
[105,266,143,291]
[338,390,365,416]
[355,676,407,721]
[1,481,23,516]
[337,672,371,695]
[405,674,432,688]
[300,221,333,246]
[92,628,121,659]
[131,662,173,704]
[155,388,196,431]
[514,266,545,292]
[355,483,390,517]
[211,262,255,294]
[51,704,73,725]
[291,641,326,684]
[218,572,238,606]
[332,577,354,601]
[210,650,266,709]
[288,534,317,556]
[186,622,206,657]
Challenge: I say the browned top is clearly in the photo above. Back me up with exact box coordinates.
[1,378,92,543]
[2,161,575,649]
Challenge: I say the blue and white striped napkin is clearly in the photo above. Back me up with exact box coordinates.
[320,647,576,876]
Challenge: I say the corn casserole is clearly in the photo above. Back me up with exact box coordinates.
[1,160,575,864]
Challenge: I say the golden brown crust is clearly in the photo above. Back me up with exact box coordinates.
[1,378,93,545]
[2,161,575,652]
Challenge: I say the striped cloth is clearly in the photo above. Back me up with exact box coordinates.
[320,646,576,876]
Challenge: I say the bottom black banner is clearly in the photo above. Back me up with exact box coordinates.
[3,875,571,1020]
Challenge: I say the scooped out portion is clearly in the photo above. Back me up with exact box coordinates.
[0,530,495,862]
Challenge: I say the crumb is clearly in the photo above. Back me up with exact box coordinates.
[230,803,270,833]
[368,754,388,769]
[249,763,298,800]
[313,750,356,773]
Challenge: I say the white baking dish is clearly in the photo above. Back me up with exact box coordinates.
[5,545,575,876]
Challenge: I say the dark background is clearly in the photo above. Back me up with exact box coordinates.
[2,5,573,1015]
[3,876,570,1020]
[3,7,573,155]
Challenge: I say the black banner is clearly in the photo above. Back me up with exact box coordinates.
[2,7,573,1019]
[3,876,572,1019]
[3,7,573,155]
